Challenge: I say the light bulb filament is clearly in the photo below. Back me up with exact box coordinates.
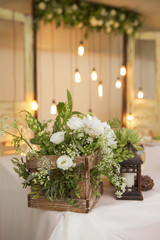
[51,101,57,115]
[78,41,84,56]
[75,69,81,83]
[115,77,121,88]
[98,81,103,97]
[120,65,126,76]
[138,88,144,99]
[31,100,38,111]
[91,68,97,81]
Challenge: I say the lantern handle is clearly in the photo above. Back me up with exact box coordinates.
[123,140,137,153]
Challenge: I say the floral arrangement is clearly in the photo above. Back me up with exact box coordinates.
[34,0,141,36]
[0,90,141,205]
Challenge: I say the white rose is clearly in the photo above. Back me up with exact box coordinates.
[110,9,117,16]
[57,155,74,170]
[126,27,133,35]
[114,22,120,28]
[67,117,84,130]
[133,20,139,26]
[72,4,78,11]
[47,13,53,20]
[90,16,98,26]
[119,14,126,21]
[56,8,62,15]
[50,131,65,144]
[100,8,108,17]
[77,22,83,28]
[38,2,46,10]
[97,20,103,26]
[105,20,114,27]
[106,27,112,33]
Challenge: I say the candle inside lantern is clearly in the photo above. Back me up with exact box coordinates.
[122,173,135,188]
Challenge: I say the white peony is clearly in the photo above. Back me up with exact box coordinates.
[110,9,117,16]
[83,116,104,136]
[67,117,84,130]
[38,2,46,10]
[50,131,65,144]
[56,155,74,170]
[106,129,117,147]
[102,122,111,131]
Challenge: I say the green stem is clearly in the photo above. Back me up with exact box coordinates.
[0,128,33,150]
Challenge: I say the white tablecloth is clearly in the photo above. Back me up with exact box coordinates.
[0,146,160,240]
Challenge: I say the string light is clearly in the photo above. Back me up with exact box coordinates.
[120,64,126,76]
[115,77,122,88]
[127,112,133,122]
[75,69,81,83]
[98,81,103,97]
[91,68,97,81]
[78,41,84,56]
[51,100,57,115]
[137,87,144,99]
[31,100,38,111]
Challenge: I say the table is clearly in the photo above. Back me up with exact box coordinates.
[0,146,160,240]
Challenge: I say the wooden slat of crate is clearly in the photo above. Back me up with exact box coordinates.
[26,150,101,172]
[26,155,86,170]
[28,182,103,213]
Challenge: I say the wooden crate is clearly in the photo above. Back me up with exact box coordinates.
[26,151,103,213]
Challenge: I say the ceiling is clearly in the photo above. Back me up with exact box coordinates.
[0,0,160,31]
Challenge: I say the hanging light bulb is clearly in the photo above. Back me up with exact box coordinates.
[127,112,133,122]
[75,69,81,83]
[120,65,126,76]
[51,100,57,115]
[137,87,144,99]
[91,68,97,81]
[115,77,122,88]
[31,100,38,111]
[98,81,103,97]
[78,41,84,56]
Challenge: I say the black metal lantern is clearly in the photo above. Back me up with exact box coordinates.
[119,140,143,200]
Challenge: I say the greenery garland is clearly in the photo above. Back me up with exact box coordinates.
[34,0,141,36]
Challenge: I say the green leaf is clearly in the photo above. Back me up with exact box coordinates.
[57,102,65,114]
[67,89,72,111]
[72,111,85,116]
[30,137,40,145]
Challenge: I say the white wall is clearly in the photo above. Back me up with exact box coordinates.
[37,21,123,123]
